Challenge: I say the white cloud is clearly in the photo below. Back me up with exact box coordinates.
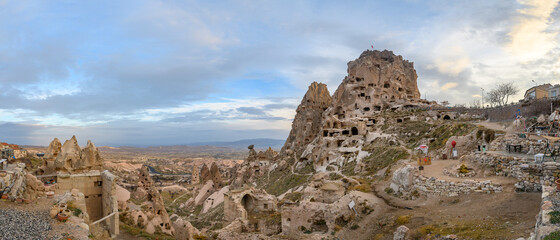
[440,82,459,91]
[507,0,560,60]
[427,45,471,76]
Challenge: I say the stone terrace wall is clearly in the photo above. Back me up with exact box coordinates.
[534,186,560,239]
[414,176,502,197]
[467,152,560,192]
[483,98,560,122]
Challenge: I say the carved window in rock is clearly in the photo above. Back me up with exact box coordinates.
[351,127,358,135]
[384,82,390,88]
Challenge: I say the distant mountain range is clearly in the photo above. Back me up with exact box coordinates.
[188,138,284,150]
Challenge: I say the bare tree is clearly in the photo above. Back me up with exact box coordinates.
[496,82,518,106]
[486,82,519,106]
[486,89,501,107]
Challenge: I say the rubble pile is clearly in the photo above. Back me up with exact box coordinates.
[0,163,45,200]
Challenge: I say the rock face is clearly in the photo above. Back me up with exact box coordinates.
[198,163,223,188]
[210,162,223,188]
[329,50,421,119]
[44,138,62,159]
[200,164,211,183]
[274,50,430,173]
[39,136,103,174]
[280,82,332,158]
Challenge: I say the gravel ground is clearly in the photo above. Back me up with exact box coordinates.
[0,208,52,240]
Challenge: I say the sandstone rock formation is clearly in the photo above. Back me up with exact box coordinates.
[191,165,199,184]
[328,50,421,119]
[199,164,210,183]
[44,138,62,159]
[39,136,103,174]
[281,50,435,173]
[127,166,174,235]
[229,146,279,188]
[210,162,223,188]
[246,145,258,162]
[280,82,332,159]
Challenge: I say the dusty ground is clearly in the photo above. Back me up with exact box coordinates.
[335,157,541,240]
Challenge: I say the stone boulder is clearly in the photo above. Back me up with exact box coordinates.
[393,225,409,240]
[390,165,417,194]
[25,173,45,200]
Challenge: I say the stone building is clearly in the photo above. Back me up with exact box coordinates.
[224,187,278,223]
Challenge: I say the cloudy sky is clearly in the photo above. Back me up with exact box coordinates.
[1,0,560,146]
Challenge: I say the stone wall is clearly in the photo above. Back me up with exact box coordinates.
[101,171,119,237]
[534,186,560,239]
[414,176,502,197]
[467,152,560,192]
[56,172,104,220]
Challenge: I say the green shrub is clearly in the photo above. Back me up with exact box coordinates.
[395,215,411,225]
[350,224,359,230]
[73,208,82,217]
[545,231,560,240]
[385,187,394,194]
[458,164,469,174]
[549,211,560,224]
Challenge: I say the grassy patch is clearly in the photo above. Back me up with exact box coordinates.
[361,139,409,176]
[329,173,343,180]
[284,192,302,202]
[414,219,517,239]
[428,123,477,151]
[395,215,411,225]
[263,172,309,196]
[341,161,357,176]
[296,163,314,174]
[348,178,372,193]
[120,223,174,240]
[545,231,560,240]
